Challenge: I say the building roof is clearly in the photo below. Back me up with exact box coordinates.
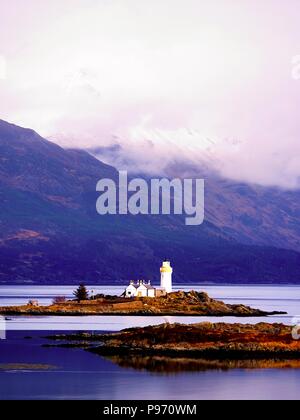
[141,284,155,290]
[126,284,138,289]
[127,279,156,288]
[126,283,155,290]
[137,283,154,289]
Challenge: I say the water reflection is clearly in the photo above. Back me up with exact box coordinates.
[103,354,300,374]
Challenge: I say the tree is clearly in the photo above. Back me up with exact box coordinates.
[73,284,89,302]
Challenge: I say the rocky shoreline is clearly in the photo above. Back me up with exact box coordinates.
[43,321,300,374]
[94,322,300,357]
[0,290,286,317]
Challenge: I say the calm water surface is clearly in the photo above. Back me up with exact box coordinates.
[0,284,299,400]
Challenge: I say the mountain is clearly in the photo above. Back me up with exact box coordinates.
[138,159,300,252]
[0,119,300,284]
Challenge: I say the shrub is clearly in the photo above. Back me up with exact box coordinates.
[52,296,66,305]
[73,284,89,302]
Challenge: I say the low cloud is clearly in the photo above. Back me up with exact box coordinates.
[0,55,7,80]
[1,0,300,188]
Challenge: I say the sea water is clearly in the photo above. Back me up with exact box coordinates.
[0,284,299,400]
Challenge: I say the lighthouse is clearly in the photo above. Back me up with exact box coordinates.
[160,260,173,293]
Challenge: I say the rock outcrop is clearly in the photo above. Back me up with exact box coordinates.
[45,321,300,373]
[90,322,300,357]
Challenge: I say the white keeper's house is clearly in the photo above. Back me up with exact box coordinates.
[124,260,173,298]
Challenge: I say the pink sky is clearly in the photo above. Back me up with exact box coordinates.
[1,0,300,188]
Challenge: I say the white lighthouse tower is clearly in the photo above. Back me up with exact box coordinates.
[160,260,173,293]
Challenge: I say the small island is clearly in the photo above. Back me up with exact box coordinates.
[0,290,285,317]
[46,322,300,364]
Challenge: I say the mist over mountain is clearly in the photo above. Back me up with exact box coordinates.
[3,0,300,192]
[0,119,300,284]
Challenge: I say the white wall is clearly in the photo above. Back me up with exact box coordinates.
[125,285,137,297]
[147,289,155,298]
